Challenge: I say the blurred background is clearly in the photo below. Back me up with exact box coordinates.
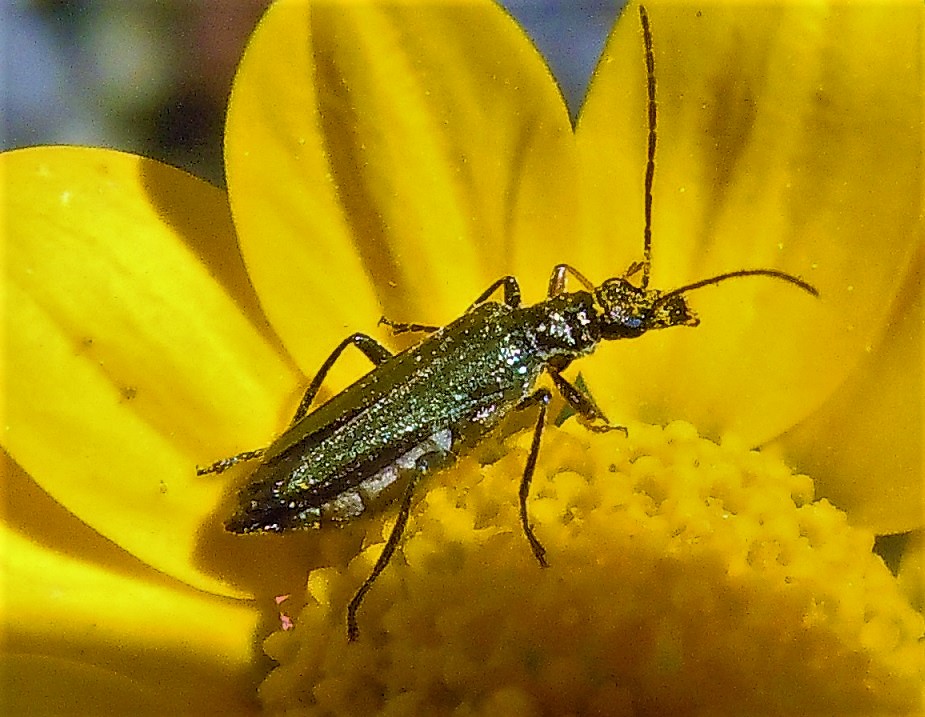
[2,0,625,187]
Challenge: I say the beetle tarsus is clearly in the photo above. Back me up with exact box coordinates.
[196,448,265,476]
[378,316,440,336]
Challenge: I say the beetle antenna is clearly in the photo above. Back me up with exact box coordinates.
[653,269,818,309]
[639,4,656,290]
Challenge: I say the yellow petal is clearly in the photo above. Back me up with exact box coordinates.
[774,245,923,534]
[3,655,175,716]
[1,522,260,714]
[2,146,297,597]
[576,2,920,444]
[225,0,577,393]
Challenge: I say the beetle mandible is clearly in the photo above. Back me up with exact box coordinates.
[199,5,818,641]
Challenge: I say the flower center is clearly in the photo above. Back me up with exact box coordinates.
[257,421,924,715]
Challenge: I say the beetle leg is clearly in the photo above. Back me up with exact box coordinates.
[378,315,440,335]
[468,275,521,310]
[623,260,645,280]
[548,369,627,435]
[199,333,393,474]
[291,333,394,425]
[547,264,595,296]
[196,448,266,476]
[515,387,553,568]
[383,278,522,335]
[347,472,419,642]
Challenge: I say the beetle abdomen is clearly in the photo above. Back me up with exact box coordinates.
[322,428,455,521]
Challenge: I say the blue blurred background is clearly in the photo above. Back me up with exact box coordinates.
[3,1,625,187]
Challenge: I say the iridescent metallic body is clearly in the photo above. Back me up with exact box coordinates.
[197,6,817,640]
[222,275,698,536]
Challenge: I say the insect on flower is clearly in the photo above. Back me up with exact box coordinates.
[198,5,818,641]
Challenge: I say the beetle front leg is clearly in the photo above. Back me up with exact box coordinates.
[515,387,553,568]
[547,369,627,435]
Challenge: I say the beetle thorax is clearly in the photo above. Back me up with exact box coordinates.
[525,292,602,358]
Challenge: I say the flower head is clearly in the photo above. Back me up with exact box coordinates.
[260,422,924,715]
[3,0,921,714]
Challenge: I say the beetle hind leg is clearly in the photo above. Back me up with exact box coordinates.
[346,442,456,641]
[347,472,418,642]
[516,388,553,568]
[196,448,265,476]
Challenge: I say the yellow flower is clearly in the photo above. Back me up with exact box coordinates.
[2,1,921,715]
[262,422,924,715]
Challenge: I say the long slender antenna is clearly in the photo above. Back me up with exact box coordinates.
[639,5,656,290]
[653,268,819,309]
[634,9,818,313]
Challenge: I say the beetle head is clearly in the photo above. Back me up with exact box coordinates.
[593,268,819,342]
[593,277,699,340]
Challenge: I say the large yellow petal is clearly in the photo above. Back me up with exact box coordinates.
[1,523,260,715]
[576,2,920,444]
[225,0,577,394]
[3,147,297,597]
[775,243,923,534]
